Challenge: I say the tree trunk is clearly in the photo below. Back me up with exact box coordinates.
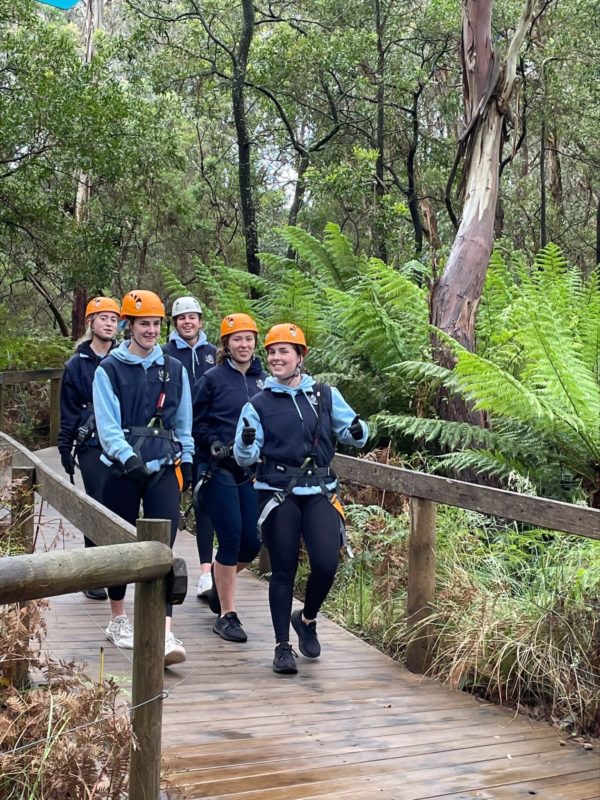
[430,0,537,429]
[406,89,424,256]
[540,118,547,248]
[71,0,103,339]
[431,0,537,357]
[373,0,388,263]
[232,0,260,276]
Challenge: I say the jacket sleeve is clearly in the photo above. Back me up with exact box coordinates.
[233,402,263,466]
[58,362,82,455]
[192,374,216,449]
[92,366,135,466]
[172,367,194,463]
[330,387,368,447]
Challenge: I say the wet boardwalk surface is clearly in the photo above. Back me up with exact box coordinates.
[32,447,600,799]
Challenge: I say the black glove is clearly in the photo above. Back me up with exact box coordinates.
[241,417,256,447]
[348,415,363,440]
[210,440,231,462]
[123,455,152,488]
[180,462,193,492]
[60,450,75,476]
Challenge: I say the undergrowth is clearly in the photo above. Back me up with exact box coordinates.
[0,473,132,799]
[300,497,600,737]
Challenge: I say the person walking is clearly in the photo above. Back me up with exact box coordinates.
[58,296,120,601]
[93,289,194,667]
[233,323,368,674]
[192,313,265,643]
[163,296,216,599]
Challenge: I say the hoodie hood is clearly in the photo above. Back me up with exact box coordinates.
[264,373,316,395]
[111,341,164,368]
[168,330,208,349]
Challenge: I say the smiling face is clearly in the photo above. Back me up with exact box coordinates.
[89,311,119,342]
[129,316,163,356]
[267,343,303,383]
[226,331,256,365]
[175,312,202,344]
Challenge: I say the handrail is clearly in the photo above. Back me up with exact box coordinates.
[1,431,135,546]
[333,454,600,540]
[0,367,64,446]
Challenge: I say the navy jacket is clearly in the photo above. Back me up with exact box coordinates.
[162,331,216,384]
[58,340,115,455]
[192,357,266,461]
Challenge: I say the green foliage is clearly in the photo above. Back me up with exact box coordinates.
[321,502,600,735]
[377,245,600,503]
[0,337,72,371]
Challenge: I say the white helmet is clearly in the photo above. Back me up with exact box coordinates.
[171,296,202,318]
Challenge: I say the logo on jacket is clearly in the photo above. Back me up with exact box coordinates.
[206,354,215,364]
[309,393,318,406]
[158,369,171,382]
[257,378,264,389]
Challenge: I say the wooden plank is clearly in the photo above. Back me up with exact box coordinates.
[0,368,64,385]
[1,432,136,545]
[334,455,600,539]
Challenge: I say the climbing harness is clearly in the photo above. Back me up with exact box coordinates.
[256,382,351,560]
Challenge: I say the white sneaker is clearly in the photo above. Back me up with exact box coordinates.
[165,632,186,667]
[105,615,134,649]
[196,572,213,598]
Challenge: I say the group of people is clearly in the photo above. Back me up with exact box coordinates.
[59,290,367,674]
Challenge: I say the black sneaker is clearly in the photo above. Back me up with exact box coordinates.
[213,612,247,643]
[291,609,321,658]
[273,642,298,674]
[84,588,108,600]
[207,564,221,615]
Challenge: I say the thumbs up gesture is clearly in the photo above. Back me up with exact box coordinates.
[241,417,256,446]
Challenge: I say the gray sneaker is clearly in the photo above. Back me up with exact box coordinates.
[105,615,134,649]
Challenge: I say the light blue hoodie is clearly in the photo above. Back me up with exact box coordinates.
[93,341,194,472]
[233,374,368,494]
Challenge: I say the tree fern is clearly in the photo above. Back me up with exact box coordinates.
[394,244,600,504]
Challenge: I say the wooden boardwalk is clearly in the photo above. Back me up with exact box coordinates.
[33,447,599,800]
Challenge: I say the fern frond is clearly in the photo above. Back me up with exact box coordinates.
[277,226,337,283]
[322,222,364,287]
[157,263,188,300]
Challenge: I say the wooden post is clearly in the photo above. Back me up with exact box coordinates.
[9,465,36,689]
[0,384,5,431]
[405,497,436,674]
[129,519,170,800]
[11,466,35,553]
[49,376,61,447]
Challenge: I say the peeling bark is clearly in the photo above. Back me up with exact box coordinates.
[431,0,537,357]
[430,0,538,432]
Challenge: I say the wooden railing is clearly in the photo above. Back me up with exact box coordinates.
[0,368,64,446]
[0,431,184,800]
[333,454,600,673]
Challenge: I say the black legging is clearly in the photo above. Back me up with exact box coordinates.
[259,491,341,644]
[100,465,180,615]
[78,446,106,549]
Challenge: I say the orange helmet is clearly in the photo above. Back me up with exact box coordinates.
[120,290,165,319]
[264,323,308,355]
[220,313,258,339]
[85,296,120,319]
